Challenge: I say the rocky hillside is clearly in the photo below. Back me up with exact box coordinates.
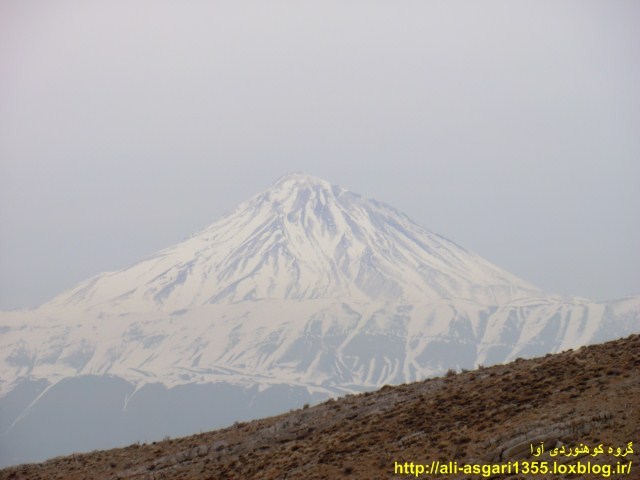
[2,334,638,480]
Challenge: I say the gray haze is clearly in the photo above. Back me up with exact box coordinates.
[1,1,639,310]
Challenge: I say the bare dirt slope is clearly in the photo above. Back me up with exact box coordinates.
[2,334,638,480]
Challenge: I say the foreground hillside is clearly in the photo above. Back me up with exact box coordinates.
[2,334,638,480]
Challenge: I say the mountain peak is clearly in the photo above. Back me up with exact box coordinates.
[269,172,338,200]
[253,172,348,219]
[272,172,331,188]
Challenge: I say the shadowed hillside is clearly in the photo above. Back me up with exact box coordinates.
[2,334,638,480]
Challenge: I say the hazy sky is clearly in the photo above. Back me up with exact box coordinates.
[1,1,639,309]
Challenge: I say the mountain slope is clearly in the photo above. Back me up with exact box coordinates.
[2,334,637,480]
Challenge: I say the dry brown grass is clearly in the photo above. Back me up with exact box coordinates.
[1,334,638,479]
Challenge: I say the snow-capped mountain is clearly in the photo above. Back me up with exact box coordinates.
[44,172,539,313]
[1,173,639,466]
